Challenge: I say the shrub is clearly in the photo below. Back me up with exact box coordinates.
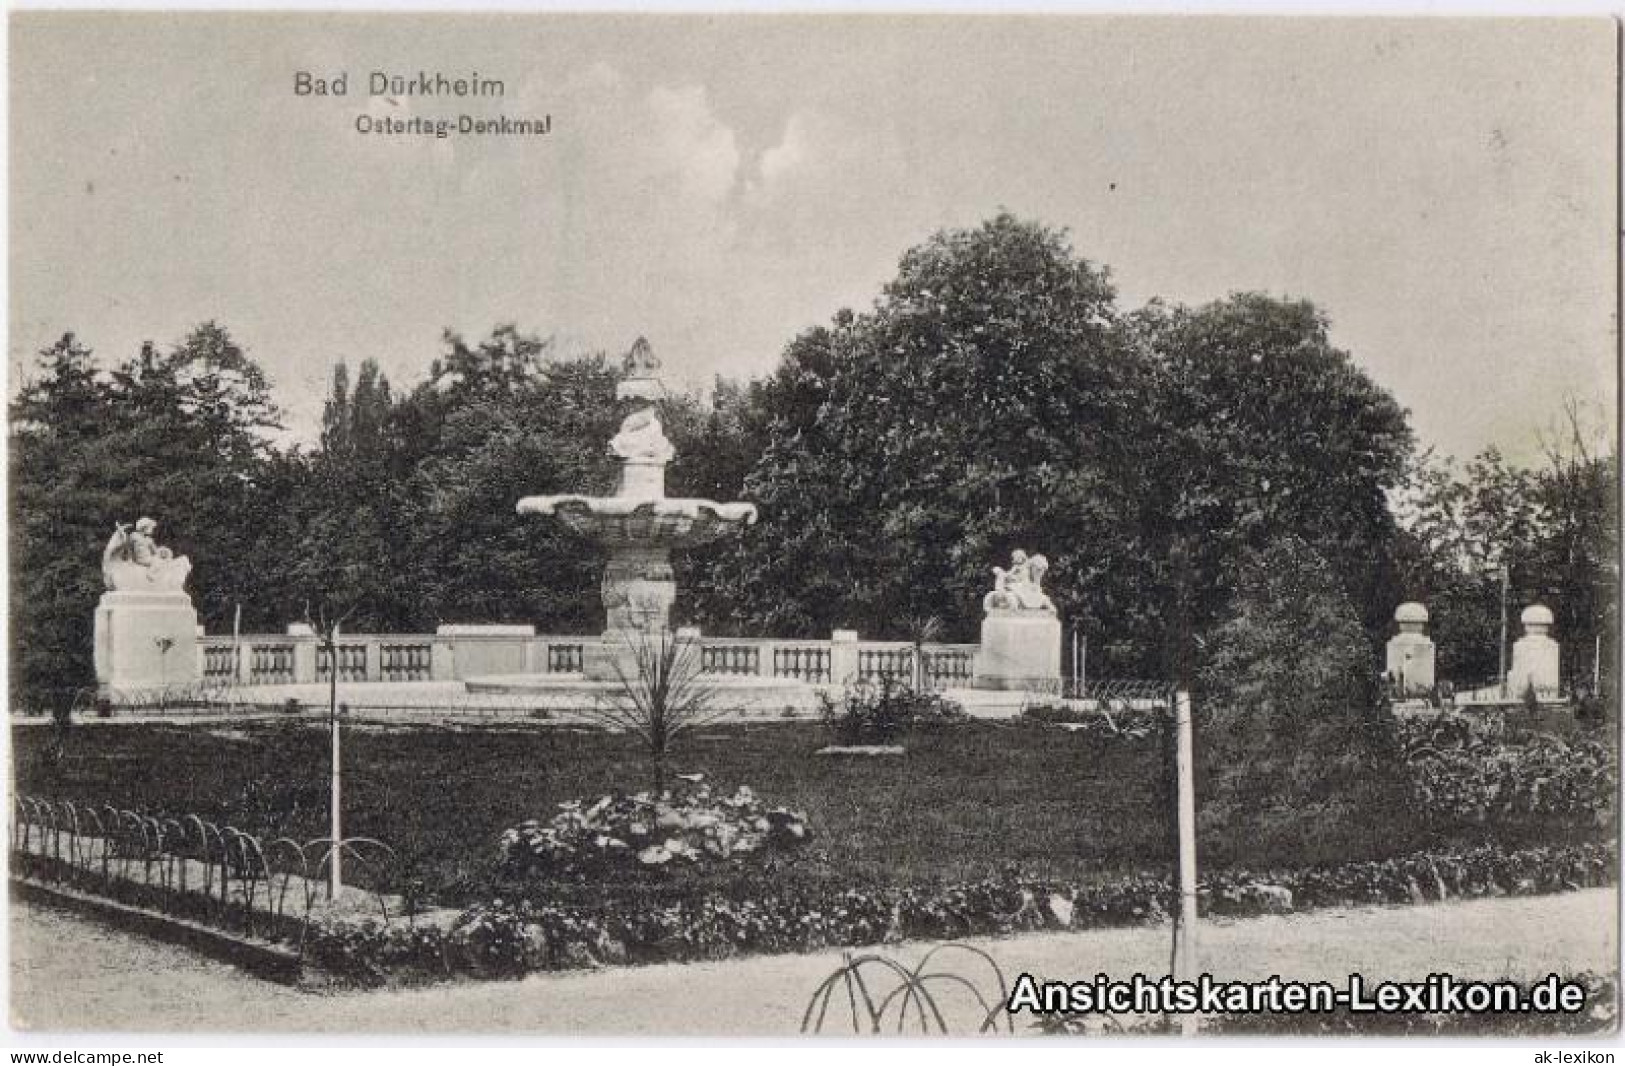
[497,778,812,881]
[1198,538,1405,837]
[819,675,966,744]
[1399,715,1615,828]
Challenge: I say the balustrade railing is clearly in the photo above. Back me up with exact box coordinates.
[921,646,976,690]
[202,644,237,683]
[317,643,368,682]
[772,645,832,683]
[195,632,983,691]
[249,644,296,685]
[546,643,585,674]
[703,643,760,676]
[858,645,914,683]
[381,642,433,682]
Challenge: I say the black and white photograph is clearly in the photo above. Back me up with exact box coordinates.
[4,7,1620,1050]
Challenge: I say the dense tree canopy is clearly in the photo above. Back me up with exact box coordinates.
[711,214,1160,660]
[1131,293,1415,643]
[9,325,287,700]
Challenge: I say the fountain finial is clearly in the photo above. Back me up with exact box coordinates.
[618,336,666,403]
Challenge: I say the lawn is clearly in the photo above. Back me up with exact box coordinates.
[9,715,1604,906]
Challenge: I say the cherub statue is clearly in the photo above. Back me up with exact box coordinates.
[102,516,191,592]
[983,549,1055,613]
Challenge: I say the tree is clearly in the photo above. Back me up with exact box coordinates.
[9,334,120,704]
[1391,407,1616,692]
[1197,537,1406,865]
[720,214,1161,666]
[280,359,423,630]
[1391,448,1546,683]
[1530,399,1617,694]
[9,325,285,703]
[580,627,725,791]
[1133,293,1414,651]
[401,338,623,630]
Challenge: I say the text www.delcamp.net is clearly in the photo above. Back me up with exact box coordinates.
[1006,972,1593,1016]
[12,1054,164,1064]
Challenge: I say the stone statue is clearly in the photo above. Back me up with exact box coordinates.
[101,517,192,592]
[624,336,661,377]
[617,336,667,403]
[983,549,1055,613]
[609,406,676,464]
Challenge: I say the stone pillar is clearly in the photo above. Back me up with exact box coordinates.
[1508,604,1561,698]
[431,638,456,681]
[1384,602,1436,695]
[830,629,860,685]
[94,591,199,694]
[292,639,318,683]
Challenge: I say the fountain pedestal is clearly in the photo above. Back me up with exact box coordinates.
[582,545,677,680]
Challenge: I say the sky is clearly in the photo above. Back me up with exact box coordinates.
[9,13,1617,464]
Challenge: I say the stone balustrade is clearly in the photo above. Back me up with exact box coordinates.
[196,626,981,692]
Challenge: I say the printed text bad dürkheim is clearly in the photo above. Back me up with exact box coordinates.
[294,70,552,138]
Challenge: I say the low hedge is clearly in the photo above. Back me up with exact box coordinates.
[302,839,1617,987]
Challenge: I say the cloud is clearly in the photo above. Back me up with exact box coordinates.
[646,85,741,205]
[757,110,814,186]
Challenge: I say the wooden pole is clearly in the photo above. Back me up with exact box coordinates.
[231,603,242,698]
[1173,688,1199,1036]
[1070,627,1079,695]
[1499,564,1511,696]
[1595,632,1603,693]
[329,622,343,901]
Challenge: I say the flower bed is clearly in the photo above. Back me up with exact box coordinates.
[301,839,1617,987]
[497,781,812,879]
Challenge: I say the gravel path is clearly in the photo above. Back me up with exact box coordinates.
[11,889,1618,1036]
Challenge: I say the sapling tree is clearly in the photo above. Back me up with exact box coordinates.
[586,623,727,792]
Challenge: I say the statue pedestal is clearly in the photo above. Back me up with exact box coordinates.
[94,590,199,693]
[972,610,1062,692]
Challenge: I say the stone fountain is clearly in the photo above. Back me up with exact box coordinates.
[516,338,757,680]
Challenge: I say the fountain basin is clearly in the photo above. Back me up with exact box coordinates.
[517,495,757,547]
